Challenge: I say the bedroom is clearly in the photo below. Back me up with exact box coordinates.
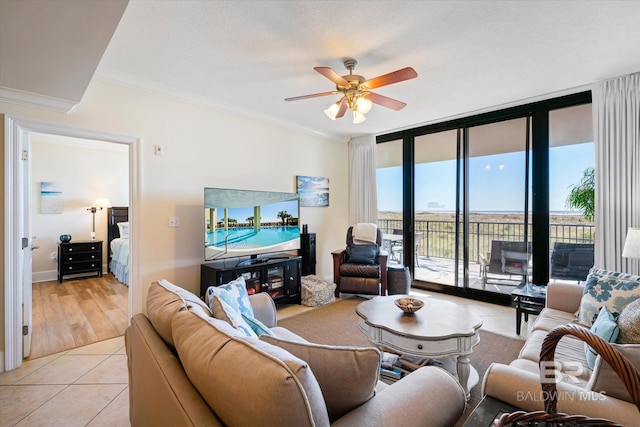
[28,132,129,359]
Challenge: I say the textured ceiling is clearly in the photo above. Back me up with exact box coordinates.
[94,1,640,140]
[3,1,640,141]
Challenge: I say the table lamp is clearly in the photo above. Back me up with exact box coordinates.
[87,198,111,240]
[622,227,640,259]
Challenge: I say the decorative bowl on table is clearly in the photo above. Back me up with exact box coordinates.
[395,297,424,314]
[59,234,72,243]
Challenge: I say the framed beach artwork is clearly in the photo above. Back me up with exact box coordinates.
[40,182,62,214]
[296,176,329,207]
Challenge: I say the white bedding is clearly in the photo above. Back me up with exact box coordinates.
[110,237,129,286]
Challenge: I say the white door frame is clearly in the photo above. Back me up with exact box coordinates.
[4,115,141,371]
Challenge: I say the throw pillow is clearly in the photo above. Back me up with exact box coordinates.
[588,343,640,403]
[575,269,640,326]
[260,335,381,422]
[585,306,620,370]
[617,298,640,344]
[117,222,129,238]
[241,313,274,337]
[210,295,257,338]
[205,276,254,318]
[346,243,378,265]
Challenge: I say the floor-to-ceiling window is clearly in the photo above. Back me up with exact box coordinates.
[376,92,592,304]
[548,104,595,285]
[376,139,404,263]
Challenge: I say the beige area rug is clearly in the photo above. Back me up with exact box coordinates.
[278,296,524,426]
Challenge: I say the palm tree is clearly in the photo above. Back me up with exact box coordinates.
[246,216,254,226]
[566,167,594,222]
[277,210,291,226]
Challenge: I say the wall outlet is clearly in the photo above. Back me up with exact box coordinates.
[169,217,180,227]
[51,252,57,261]
[154,145,164,156]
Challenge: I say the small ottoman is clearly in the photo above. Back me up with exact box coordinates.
[301,275,336,307]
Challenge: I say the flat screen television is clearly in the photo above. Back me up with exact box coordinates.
[204,187,300,261]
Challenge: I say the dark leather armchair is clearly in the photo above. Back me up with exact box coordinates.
[332,226,388,297]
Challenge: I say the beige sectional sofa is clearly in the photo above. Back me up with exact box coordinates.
[482,281,640,426]
[125,280,466,426]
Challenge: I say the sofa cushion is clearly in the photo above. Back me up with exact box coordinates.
[172,308,330,427]
[585,306,619,370]
[588,343,640,403]
[617,298,640,344]
[260,335,381,422]
[146,279,212,347]
[532,308,577,333]
[518,330,590,386]
[576,268,640,326]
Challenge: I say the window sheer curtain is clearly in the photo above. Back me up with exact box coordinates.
[348,134,378,225]
[594,72,640,275]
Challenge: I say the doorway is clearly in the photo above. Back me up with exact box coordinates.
[27,132,129,359]
[4,115,140,371]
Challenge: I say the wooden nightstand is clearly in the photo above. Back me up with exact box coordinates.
[58,240,103,282]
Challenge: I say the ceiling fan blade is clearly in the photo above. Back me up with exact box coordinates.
[285,91,336,102]
[314,67,350,87]
[365,92,407,111]
[362,67,418,89]
[335,98,348,118]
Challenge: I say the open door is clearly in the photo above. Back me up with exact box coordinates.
[20,129,33,358]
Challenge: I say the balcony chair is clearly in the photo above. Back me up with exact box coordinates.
[549,242,594,282]
[481,240,532,289]
[389,229,422,266]
[332,224,388,297]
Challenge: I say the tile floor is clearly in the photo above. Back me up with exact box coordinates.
[0,290,534,426]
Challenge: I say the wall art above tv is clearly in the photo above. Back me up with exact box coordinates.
[204,187,300,261]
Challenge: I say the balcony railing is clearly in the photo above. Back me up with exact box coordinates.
[379,218,594,262]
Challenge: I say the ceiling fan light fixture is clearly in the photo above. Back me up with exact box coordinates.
[355,96,373,114]
[324,102,341,120]
[352,111,367,124]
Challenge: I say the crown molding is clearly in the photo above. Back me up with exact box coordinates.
[93,68,343,142]
[0,86,78,113]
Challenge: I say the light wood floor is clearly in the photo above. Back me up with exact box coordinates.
[28,274,128,360]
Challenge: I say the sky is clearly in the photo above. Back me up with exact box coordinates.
[377,142,594,213]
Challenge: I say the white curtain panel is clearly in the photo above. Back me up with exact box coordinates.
[593,72,640,275]
[348,134,378,225]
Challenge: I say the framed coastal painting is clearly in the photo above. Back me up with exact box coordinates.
[296,176,329,207]
[40,182,62,214]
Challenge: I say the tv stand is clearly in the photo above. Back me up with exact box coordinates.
[201,256,301,305]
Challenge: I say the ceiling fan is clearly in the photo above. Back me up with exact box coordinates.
[285,59,418,124]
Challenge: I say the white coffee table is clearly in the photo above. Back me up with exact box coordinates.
[356,295,483,400]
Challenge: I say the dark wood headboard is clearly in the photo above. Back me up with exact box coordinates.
[107,206,129,270]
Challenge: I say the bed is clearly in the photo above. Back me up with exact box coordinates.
[108,206,129,286]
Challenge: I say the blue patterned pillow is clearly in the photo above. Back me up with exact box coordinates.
[576,269,640,326]
[205,276,254,318]
[585,306,619,369]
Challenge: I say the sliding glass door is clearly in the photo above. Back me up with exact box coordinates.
[376,91,592,302]
[467,117,531,294]
[376,139,404,265]
[413,130,460,285]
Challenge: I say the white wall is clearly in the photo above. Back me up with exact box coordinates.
[1,79,349,324]
[30,136,129,280]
